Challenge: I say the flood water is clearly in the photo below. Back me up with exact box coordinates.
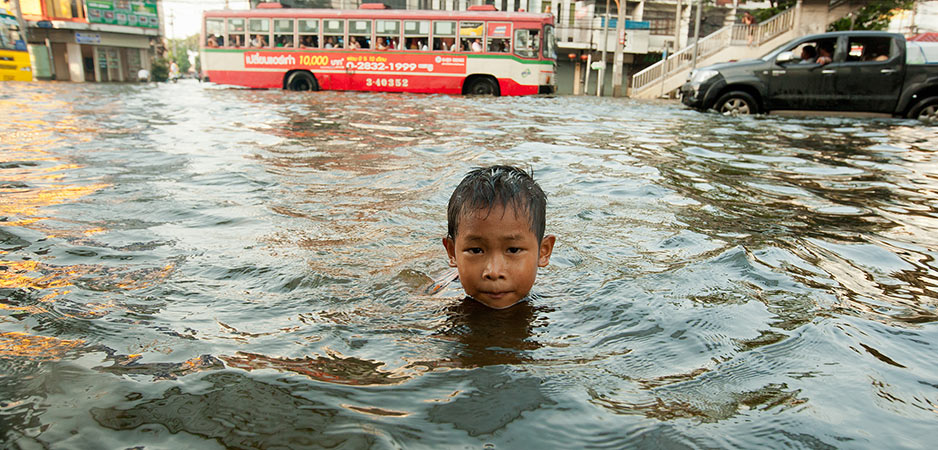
[2,80,938,448]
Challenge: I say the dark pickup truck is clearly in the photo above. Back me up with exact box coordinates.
[680,31,938,120]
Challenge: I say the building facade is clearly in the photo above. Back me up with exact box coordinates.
[10,0,160,82]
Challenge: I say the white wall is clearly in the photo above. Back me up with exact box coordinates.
[66,42,84,82]
[889,1,938,34]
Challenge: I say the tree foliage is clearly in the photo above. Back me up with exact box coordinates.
[827,0,914,31]
[753,0,796,22]
[151,57,169,82]
[166,34,202,75]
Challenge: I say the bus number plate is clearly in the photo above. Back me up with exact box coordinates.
[366,78,409,88]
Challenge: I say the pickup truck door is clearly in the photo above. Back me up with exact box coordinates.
[831,36,904,113]
[764,37,840,110]
[764,62,836,110]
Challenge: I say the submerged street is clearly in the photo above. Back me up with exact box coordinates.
[2,80,938,448]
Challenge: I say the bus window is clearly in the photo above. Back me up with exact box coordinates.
[249,18,270,48]
[487,22,511,53]
[323,19,344,49]
[514,28,539,58]
[432,21,455,52]
[227,18,245,47]
[543,25,556,59]
[298,19,319,48]
[404,20,430,51]
[459,21,484,52]
[376,20,400,50]
[274,19,294,48]
[205,18,224,48]
[348,19,371,49]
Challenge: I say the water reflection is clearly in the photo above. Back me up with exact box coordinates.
[425,298,544,368]
[91,371,377,448]
[222,350,410,386]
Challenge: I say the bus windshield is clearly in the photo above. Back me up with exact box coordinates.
[543,25,556,60]
[0,13,25,51]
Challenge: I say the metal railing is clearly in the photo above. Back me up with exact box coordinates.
[631,7,796,93]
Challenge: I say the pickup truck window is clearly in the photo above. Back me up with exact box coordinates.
[780,37,837,65]
[846,36,894,63]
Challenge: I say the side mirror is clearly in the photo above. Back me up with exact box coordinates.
[776,51,796,64]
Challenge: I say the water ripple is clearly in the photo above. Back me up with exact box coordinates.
[2,82,938,448]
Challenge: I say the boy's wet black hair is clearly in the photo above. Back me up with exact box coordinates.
[447,165,547,242]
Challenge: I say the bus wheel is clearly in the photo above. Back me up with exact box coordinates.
[465,77,500,96]
[286,71,318,91]
[907,96,938,122]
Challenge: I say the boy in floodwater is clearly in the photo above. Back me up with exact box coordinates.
[443,165,556,309]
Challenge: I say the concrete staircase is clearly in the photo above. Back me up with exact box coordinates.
[629,7,798,99]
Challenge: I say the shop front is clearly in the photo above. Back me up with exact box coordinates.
[28,27,153,82]
[19,0,160,82]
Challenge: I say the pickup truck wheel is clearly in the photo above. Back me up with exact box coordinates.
[714,91,759,115]
[908,96,938,122]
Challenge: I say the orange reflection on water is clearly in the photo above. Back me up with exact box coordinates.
[0,259,175,320]
[222,350,413,386]
[0,331,84,359]
[0,181,109,221]
[0,260,71,290]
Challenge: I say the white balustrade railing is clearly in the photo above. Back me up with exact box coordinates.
[631,25,732,92]
[731,8,796,46]
[631,7,796,94]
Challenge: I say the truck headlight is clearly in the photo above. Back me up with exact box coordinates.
[688,69,718,85]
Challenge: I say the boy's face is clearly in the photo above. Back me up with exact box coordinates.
[443,204,555,309]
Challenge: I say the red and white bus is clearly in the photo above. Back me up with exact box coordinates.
[201,3,556,96]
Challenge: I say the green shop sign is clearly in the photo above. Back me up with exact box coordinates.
[87,1,159,29]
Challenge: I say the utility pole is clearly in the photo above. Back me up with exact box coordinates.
[169,11,176,58]
[11,0,29,43]
[674,0,682,50]
[691,0,702,69]
[597,0,611,96]
[611,0,625,97]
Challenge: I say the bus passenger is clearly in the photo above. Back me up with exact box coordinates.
[325,36,336,48]
[471,38,483,52]
[207,34,219,48]
[377,37,388,50]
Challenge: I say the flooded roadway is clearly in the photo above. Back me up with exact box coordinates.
[1,80,938,448]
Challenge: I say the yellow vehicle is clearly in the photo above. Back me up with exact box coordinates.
[0,8,32,81]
